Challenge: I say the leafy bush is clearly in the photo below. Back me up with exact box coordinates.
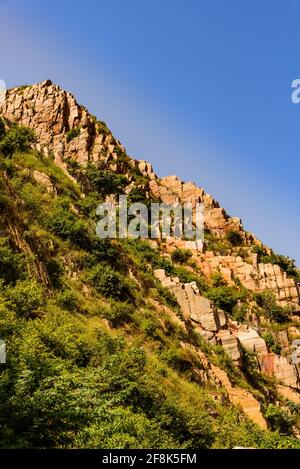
[225,230,243,246]
[211,271,226,287]
[85,164,128,197]
[46,258,63,287]
[261,332,282,354]
[46,200,91,248]
[265,404,294,435]
[127,187,147,204]
[253,246,300,281]
[254,291,290,323]
[4,279,44,318]
[161,345,193,372]
[206,285,241,312]
[171,248,192,263]
[0,118,6,140]
[155,284,179,310]
[0,124,36,156]
[0,239,25,284]
[102,302,135,327]
[66,127,80,142]
[87,264,133,301]
[56,289,77,312]
[85,238,125,271]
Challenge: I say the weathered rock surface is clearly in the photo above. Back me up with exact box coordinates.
[217,330,241,363]
[153,269,227,332]
[211,364,267,429]
[33,170,55,194]
[260,353,299,388]
[197,252,299,306]
[0,81,143,177]
[236,327,268,357]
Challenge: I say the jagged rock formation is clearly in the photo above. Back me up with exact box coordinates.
[150,175,247,239]
[197,252,300,306]
[0,80,149,178]
[154,267,300,390]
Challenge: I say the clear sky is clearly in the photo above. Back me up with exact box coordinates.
[1,0,300,263]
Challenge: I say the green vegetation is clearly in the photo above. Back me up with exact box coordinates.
[0,123,36,156]
[261,332,282,355]
[206,284,245,313]
[66,127,80,142]
[171,248,192,263]
[254,291,291,323]
[265,404,295,435]
[253,245,300,282]
[84,164,128,198]
[225,230,243,246]
[0,122,299,449]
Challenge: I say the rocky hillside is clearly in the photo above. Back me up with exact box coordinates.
[0,80,300,448]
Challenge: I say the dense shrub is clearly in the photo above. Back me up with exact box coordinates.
[155,284,179,310]
[161,345,193,372]
[85,164,128,197]
[206,285,241,312]
[253,246,300,281]
[225,230,243,246]
[127,187,147,203]
[102,302,135,327]
[87,264,133,301]
[46,200,91,248]
[4,279,44,318]
[254,291,290,323]
[66,127,80,142]
[0,124,36,156]
[265,404,294,435]
[261,332,282,354]
[56,289,77,312]
[0,118,6,140]
[0,239,25,284]
[171,248,192,263]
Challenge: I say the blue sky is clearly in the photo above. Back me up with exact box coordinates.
[1,0,300,263]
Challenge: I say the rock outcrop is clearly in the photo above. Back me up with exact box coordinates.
[154,268,243,363]
[154,268,300,389]
[196,252,299,306]
[1,81,131,174]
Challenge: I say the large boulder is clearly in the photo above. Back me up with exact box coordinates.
[260,353,299,388]
[217,330,241,363]
[236,327,268,357]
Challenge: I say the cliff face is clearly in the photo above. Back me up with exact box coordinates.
[1,80,300,446]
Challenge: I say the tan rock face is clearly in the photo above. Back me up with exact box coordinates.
[236,327,268,357]
[153,267,300,386]
[260,353,299,388]
[33,170,55,194]
[197,252,299,306]
[1,81,258,251]
[217,330,241,363]
[151,175,247,238]
[153,269,226,331]
[0,80,140,175]
[154,268,244,363]
[211,364,267,429]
